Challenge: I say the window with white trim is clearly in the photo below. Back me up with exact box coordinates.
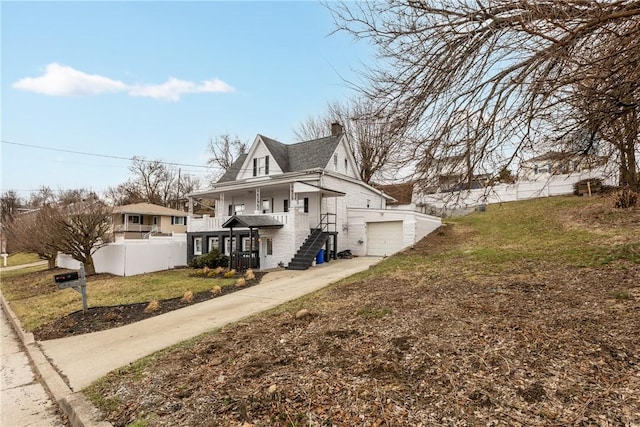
[333,154,338,171]
[208,237,219,253]
[194,237,203,256]
[253,156,270,176]
[172,216,186,225]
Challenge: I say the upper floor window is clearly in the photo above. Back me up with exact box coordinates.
[333,154,338,171]
[253,156,270,176]
[344,159,348,174]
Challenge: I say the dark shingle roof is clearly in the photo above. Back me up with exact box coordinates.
[218,135,342,182]
[217,153,248,183]
[260,135,290,172]
[287,136,340,171]
[222,215,284,229]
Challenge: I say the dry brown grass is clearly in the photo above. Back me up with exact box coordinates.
[86,196,640,426]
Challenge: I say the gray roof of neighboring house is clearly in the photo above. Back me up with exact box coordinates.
[217,135,341,183]
[113,203,187,216]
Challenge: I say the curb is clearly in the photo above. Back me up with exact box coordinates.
[0,291,112,427]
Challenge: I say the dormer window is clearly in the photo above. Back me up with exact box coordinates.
[253,156,270,176]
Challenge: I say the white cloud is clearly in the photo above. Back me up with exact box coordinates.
[12,63,127,96]
[128,77,234,101]
[13,63,234,101]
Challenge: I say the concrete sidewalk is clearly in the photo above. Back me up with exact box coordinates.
[40,256,381,392]
[0,260,47,272]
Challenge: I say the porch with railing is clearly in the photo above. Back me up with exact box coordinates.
[230,250,259,270]
[188,211,309,233]
[114,224,156,233]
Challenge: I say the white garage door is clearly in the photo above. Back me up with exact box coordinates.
[367,221,404,256]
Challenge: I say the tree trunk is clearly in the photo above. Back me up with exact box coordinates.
[618,131,639,192]
[47,257,56,269]
[84,254,96,275]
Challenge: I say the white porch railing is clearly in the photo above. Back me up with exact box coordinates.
[114,224,155,233]
[187,212,309,233]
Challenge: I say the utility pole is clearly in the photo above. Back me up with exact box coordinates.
[177,168,181,210]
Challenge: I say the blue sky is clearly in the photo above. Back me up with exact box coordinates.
[1,1,372,199]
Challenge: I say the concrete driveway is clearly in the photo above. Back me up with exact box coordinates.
[40,256,381,391]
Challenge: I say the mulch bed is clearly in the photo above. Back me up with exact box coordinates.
[33,272,266,341]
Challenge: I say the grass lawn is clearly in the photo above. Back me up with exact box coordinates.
[2,252,44,267]
[86,194,640,426]
[1,267,237,331]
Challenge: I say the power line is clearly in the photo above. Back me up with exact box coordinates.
[1,140,212,169]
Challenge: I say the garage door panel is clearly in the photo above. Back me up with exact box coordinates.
[367,221,403,256]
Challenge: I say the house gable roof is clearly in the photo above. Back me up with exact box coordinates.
[218,134,343,183]
[113,203,186,217]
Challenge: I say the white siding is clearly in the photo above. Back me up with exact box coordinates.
[258,227,295,270]
[236,138,283,181]
[325,139,360,179]
[346,208,441,257]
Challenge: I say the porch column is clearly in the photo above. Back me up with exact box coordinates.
[290,183,296,209]
[249,227,255,269]
[255,188,261,214]
[229,226,233,270]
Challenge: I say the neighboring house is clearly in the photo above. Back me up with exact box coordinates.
[376,182,416,210]
[518,151,607,181]
[112,203,187,239]
[187,123,441,270]
[417,154,491,193]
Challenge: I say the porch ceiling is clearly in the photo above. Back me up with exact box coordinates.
[221,215,284,229]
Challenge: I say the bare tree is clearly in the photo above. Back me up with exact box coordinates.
[6,208,58,268]
[106,157,179,206]
[207,134,247,182]
[1,191,22,225]
[44,196,113,275]
[294,99,407,184]
[5,189,111,271]
[330,0,640,190]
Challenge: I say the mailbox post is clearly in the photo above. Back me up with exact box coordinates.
[54,264,88,313]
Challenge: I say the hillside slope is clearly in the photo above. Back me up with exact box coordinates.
[88,195,640,426]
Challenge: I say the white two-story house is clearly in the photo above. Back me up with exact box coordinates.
[186,123,441,270]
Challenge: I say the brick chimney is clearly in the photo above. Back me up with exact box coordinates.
[331,122,344,136]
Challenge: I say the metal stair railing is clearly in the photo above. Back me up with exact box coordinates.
[143,226,159,239]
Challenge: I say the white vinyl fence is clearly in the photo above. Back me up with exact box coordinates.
[57,234,187,276]
[416,170,616,217]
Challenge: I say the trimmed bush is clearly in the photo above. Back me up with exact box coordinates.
[189,249,229,269]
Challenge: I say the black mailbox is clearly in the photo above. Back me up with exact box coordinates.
[54,271,79,283]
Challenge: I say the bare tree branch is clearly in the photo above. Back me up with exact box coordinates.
[330,0,640,189]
